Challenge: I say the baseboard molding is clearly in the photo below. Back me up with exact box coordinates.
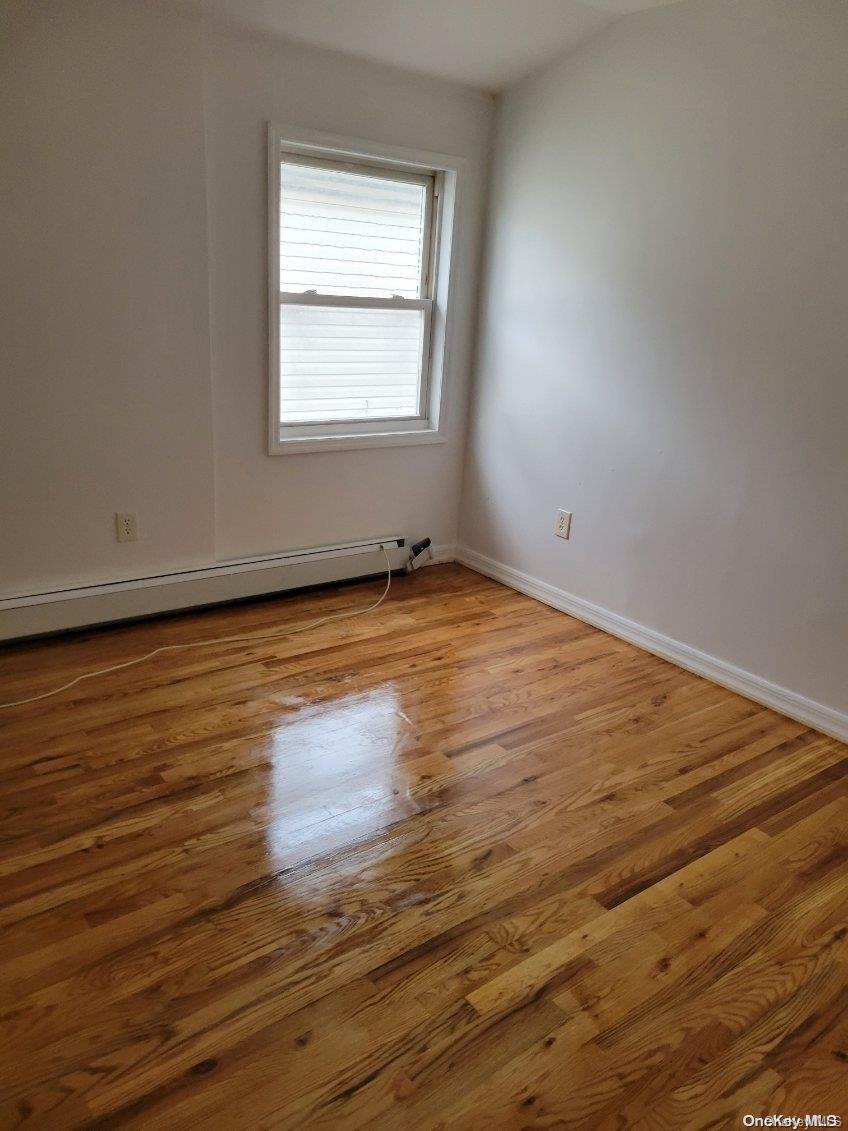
[423,543,457,566]
[0,538,408,642]
[455,545,848,744]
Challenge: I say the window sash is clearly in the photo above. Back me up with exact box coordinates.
[280,152,436,301]
[279,293,433,425]
[280,293,431,310]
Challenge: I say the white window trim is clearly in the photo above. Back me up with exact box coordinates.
[267,123,464,455]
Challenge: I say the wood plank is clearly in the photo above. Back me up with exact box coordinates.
[0,563,844,1128]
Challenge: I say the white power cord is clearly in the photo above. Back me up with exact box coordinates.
[0,546,393,710]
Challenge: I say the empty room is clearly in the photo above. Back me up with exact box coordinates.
[1,0,847,1126]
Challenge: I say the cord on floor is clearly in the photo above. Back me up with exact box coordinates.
[0,546,394,710]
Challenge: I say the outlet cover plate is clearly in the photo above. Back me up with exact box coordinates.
[115,512,138,543]
[555,509,572,539]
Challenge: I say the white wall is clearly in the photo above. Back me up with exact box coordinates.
[460,0,848,716]
[0,0,492,595]
[0,0,216,593]
[201,21,491,561]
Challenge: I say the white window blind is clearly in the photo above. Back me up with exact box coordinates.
[278,156,434,427]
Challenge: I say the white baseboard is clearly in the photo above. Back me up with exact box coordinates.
[455,545,848,744]
[0,538,408,642]
[423,543,457,566]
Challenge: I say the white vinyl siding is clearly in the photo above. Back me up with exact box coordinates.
[280,163,427,299]
[280,304,425,423]
[278,156,434,428]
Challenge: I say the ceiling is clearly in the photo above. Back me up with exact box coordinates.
[174,0,687,92]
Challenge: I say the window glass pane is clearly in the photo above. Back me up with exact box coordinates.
[280,304,424,423]
[280,161,427,299]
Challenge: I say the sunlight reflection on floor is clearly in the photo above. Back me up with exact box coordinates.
[265,685,421,871]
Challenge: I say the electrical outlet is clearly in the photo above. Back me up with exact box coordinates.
[115,512,138,543]
[554,509,572,540]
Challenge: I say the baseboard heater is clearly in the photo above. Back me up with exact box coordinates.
[0,537,407,642]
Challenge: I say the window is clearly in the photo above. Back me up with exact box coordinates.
[268,127,458,454]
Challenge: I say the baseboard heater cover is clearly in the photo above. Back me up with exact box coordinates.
[0,537,407,642]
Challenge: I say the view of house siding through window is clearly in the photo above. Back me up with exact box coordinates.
[279,161,430,424]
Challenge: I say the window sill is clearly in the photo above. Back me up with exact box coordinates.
[269,427,447,456]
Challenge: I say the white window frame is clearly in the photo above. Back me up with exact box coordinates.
[268,124,462,455]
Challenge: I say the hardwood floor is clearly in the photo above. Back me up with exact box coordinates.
[0,563,845,1128]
